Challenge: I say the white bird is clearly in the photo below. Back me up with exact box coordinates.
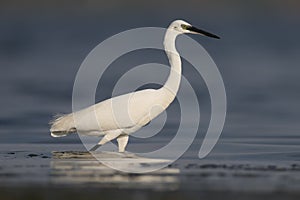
[50,19,219,152]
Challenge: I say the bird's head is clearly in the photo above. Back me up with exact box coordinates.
[170,20,220,39]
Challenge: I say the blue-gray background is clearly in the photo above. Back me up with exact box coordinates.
[0,1,299,148]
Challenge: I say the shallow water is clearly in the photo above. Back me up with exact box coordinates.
[1,141,300,193]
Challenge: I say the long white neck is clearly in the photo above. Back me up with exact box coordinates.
[162,28,182,100]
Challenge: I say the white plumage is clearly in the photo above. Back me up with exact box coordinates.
[50,19,220,152]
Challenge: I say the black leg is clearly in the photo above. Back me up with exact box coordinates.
[89,144,101,151]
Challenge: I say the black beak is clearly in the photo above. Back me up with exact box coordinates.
[186,26,220,39]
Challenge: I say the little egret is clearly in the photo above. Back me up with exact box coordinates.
[50,20,219,152]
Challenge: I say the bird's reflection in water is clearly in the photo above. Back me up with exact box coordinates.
[50,151,180,190]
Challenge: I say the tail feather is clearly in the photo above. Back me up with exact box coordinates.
[50,114,76,137]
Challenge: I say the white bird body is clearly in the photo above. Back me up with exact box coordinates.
[51,88,172,135]
[50,20,219,152]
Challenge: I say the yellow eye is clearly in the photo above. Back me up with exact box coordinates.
[181,24,188,30]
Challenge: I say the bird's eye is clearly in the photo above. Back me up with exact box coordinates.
[181,24,188,30]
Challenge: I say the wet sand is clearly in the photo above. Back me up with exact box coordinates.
[1,141,300,199]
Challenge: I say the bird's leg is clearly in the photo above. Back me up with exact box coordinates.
[89,132,121,151]
[117,134,129,153]
[89,144,101,151]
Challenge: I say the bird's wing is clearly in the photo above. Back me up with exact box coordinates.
[73,89,168,133]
